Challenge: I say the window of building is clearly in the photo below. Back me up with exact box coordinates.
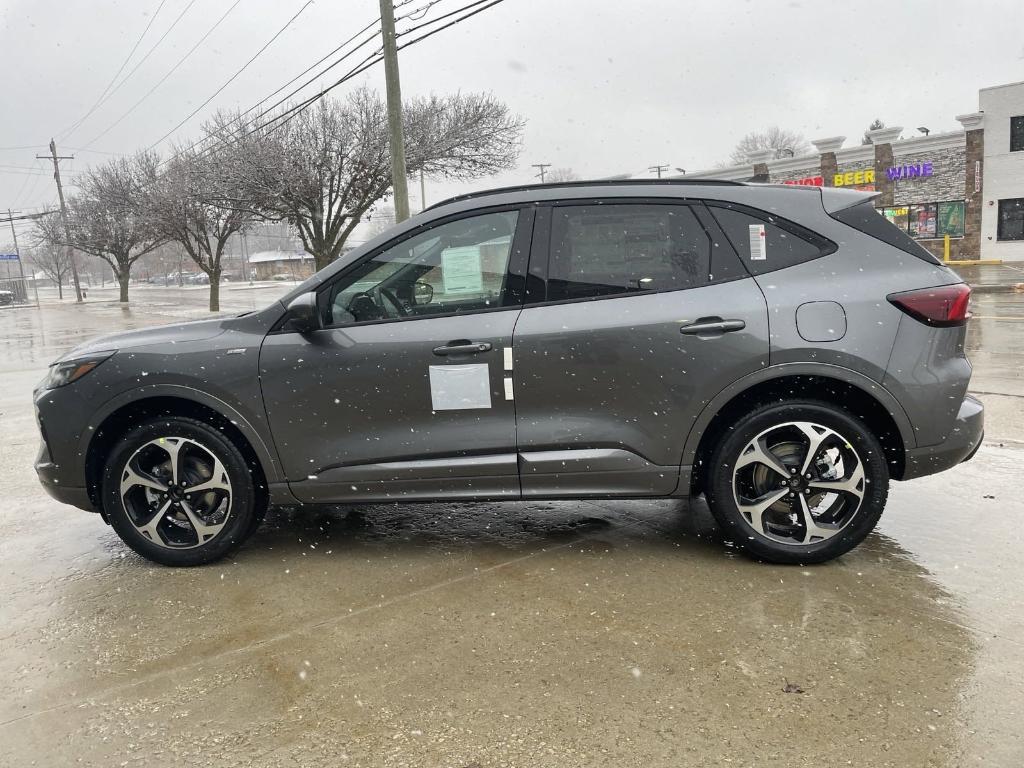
[937,201,965,238]
[1011,115,1024,152]
[997,198,1024,241]
[546,204,711,301]
[907,204,938,239]
[708,205,832,274]
[879,201,965,240]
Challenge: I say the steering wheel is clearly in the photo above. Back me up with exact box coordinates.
[378,287,408,317]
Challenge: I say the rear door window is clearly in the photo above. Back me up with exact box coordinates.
[709,204,835,274]
[545,204,725,302]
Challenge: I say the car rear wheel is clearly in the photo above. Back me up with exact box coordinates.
[706,401,889,564]
[101,417,259,566]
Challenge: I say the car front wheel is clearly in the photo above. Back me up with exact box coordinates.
[706,401,889,564]
[101,416,259,566]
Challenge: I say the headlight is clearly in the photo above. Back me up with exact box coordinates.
[44,352,115,389]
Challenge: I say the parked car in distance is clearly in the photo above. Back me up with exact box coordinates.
[33,180,983,566]
[0,288,14,305]
[269,272,298,281]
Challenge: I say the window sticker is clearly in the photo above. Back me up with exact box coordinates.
[503,376,514,401]
[749,224,766,260]
[429,364,491,410]
[441,246,484,294]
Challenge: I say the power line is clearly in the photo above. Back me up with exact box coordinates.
[396,0,492,36]
[58,0,170,142]
[151,17,382,165]
[147,0,315,149]
[149,0,489,166]
[79,0,242,150]
[59,0,505,212]
[241,0,508,143]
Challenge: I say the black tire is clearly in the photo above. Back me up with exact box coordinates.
[705,400,889,564]
[101,416,259,566]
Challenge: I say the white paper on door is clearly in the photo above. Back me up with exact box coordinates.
[429,364,491,410]
[441,246,483,294]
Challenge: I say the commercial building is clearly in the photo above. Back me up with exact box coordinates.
[667,81,1024,262]
[247,250,316,281]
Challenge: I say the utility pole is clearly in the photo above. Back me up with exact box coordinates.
[419,168,426,212]
[649,164,669,179]
[7,209,27,284]
[379,0,410,223]
[38,139,83,302]
[532,163,551,183]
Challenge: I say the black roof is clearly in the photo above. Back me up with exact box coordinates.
[426,178,746,211]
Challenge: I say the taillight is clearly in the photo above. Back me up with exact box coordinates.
[887,283,971,327]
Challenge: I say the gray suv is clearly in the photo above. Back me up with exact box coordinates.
[33,181,983,566]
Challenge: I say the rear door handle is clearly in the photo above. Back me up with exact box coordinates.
[679,318,746,336]
[433,340,493,356]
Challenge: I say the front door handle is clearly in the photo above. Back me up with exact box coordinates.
[433,340,493,356]
[679,318,746,336]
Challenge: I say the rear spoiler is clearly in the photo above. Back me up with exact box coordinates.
[819,187,881,214]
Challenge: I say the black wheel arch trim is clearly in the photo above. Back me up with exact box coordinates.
[676,362,917,492]
[80,384,288,490]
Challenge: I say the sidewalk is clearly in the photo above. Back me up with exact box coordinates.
[952,262,1024,293]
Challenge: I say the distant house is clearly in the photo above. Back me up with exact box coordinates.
[247,251,316,281]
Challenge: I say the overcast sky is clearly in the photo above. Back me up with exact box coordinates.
[1,0,1022,242]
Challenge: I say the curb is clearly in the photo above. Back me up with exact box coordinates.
[970,283,1024,294]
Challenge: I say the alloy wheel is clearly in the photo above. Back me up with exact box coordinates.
[731,421,866,546]
[119,436,233,549]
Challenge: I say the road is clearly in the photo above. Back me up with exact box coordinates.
[1,285,1022,767]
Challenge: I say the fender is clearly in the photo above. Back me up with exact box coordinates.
[679,362,917,472]
[81,383,286,486]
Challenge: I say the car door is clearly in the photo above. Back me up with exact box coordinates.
[512,200,769,497]
[260,206,533,502]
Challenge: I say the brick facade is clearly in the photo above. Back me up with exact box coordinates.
[962,127,984,260]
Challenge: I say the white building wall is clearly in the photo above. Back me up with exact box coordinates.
[980,81,1024,261]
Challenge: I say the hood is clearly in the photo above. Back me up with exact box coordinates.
[56,317,228,362]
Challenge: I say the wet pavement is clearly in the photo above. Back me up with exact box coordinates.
[1,287,1023,766]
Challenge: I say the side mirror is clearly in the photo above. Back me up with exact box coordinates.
[413,281,434,305]
[285,292,320,333]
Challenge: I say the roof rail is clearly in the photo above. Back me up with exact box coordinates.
[426,178,746,211]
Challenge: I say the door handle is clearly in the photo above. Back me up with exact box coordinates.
[679,318,746,336]
[432,340,493,356]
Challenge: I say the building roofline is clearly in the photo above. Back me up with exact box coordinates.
[979,80,1024,92]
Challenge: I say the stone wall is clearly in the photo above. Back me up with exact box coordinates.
[767,164,821,183]
[891,144,966,205]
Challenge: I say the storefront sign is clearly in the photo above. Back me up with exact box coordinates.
[833,169,875,187]
[782,175,823,186]
[886,161,933,181]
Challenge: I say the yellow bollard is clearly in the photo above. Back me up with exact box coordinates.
[944,234,950,262]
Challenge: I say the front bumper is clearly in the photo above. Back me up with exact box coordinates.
[901,394,984,481]
[35,435,97,512]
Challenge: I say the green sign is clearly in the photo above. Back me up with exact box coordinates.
[937,201,965,238]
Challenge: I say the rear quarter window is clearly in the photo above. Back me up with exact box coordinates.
[709,204,836,275]
[830,202,942,264]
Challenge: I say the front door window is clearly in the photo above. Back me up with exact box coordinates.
[322,210,520,326]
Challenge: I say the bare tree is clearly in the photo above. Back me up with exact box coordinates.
[729,127,811,164]
[37,152,165,303]
[364,204,396,240]
[138,144,253,311]
[862,118,886,145]
[546,167,580,183]
[213,88,524,270]
[26,243,72,300]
